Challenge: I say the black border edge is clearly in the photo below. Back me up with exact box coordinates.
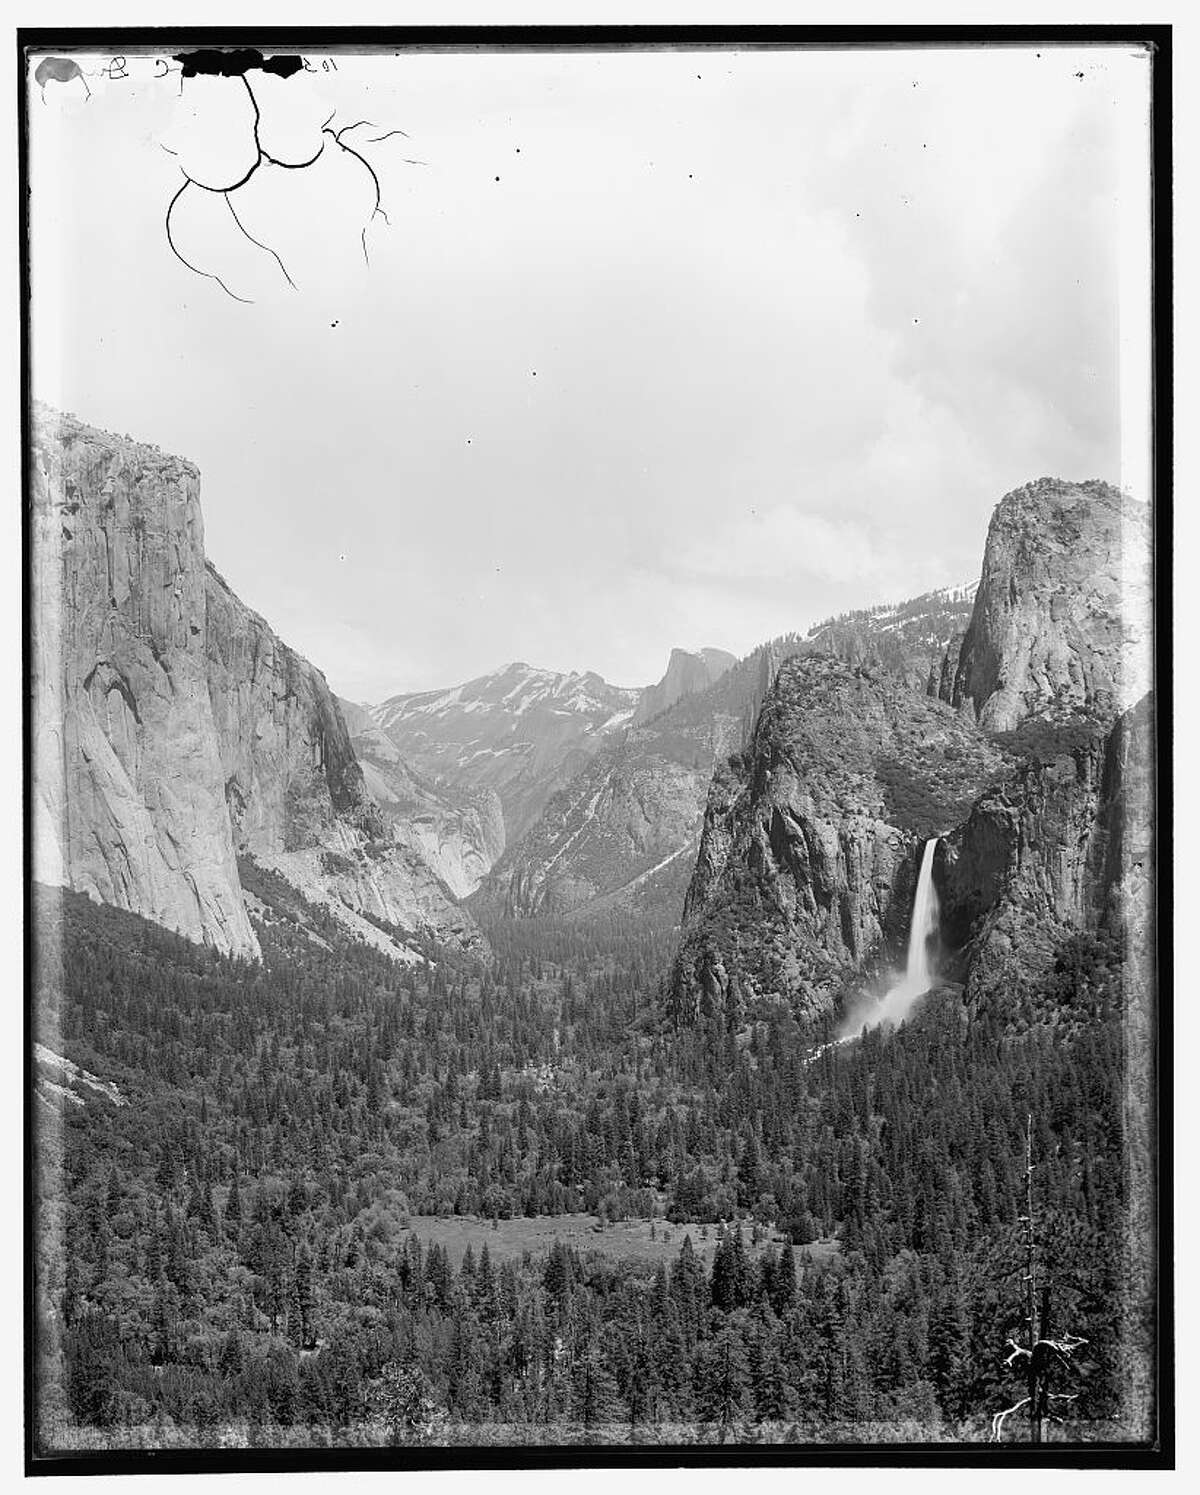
[20,13,35,1481]
[18,22,1174,1476]
[1149,20,1175,1476]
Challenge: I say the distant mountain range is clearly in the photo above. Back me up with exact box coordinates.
[473,585,981,924]
[366,663,641,849]
[33,404,1147,1019]
[347,593,983,920]
[352,648,740,895]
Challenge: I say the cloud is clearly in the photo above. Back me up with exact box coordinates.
[674,507,889,587]
[797,53,1131,489]
[31,47,1148,701]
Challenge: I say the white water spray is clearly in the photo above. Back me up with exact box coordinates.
[874,836,941,1027]
[808,837,944,1061]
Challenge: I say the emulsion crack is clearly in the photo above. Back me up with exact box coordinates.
[225,192,298,291]
[165,178,254,304]
[161,73,411,297]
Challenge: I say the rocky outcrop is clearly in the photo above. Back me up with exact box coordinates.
[938,694,1153,1006]
[371,663,641,844]
[488,588,983,928]
[669,653,1008,1023]
[632,647,735,727]
[950,479,1151,731]
[930,629,967,703]
[805,584,978,697]
[483,647,767,922]
[204,563,371,858]
[351,721,505,897]
[205,565,485,956]
[31,406,484,962]
[31,407,259,958]
[493,743,710,920]
[335,695,373,736]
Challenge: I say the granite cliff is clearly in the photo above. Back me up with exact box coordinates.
[631,647,736,727]
[31,408,257,957]
[945,478,1151,730]
[30,406,483,962]
[928,478,1154,1010]
[370,663,640,846]
[349,719,505,898]
[485,736,713,923]
[937,694,1153,1010]
[482,638,799,922]
[490,588,980,926]
[669,653,1008,1022]
[668,478,1154,1030]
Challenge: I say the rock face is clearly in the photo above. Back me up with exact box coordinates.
[667,478,1154,1032]
[631,647,735,727]
[669,653,1008,1022]
[949,478,1152,731]
[484,636,808,922]
[938,694,1153,1006]
[31,408,259,958]
[31,406,484,961]
[805,584,978,696]
[489,589,982,926]
[350,720,505,898]
[489,739,712,922]
[370,663,640,845]
[204,563,370,860]
[335,696,374,736]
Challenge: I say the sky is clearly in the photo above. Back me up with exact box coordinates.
[28,44,1152,702]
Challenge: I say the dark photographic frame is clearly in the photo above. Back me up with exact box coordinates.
[19,23,1174,1476]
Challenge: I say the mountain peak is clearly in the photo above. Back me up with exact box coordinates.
[368,662,641,842]
[953,476,1150,731]
[631,646,737,727]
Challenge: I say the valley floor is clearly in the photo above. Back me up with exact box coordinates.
[31,883,1153,1456]
[401,1213,841,1270]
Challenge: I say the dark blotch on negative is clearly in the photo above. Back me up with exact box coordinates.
[35,57,84,87]
[174,48,304,80]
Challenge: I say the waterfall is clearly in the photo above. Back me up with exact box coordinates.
[871,836,941,1029]
[823,836,943,1052]
[903,836,941,994]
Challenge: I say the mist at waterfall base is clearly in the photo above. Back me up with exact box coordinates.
[838,838,943,1041]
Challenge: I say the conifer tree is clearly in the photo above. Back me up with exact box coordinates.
[570,1344,621,1433]
[696,1325,751,1441]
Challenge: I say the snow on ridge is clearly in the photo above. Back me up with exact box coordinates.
[540,778,608,876]
[621,843,692,893]
[933,580,979,604]
[369,663,639,729]
[600,708,635,732]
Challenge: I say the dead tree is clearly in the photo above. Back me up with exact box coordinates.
[989,1115,1088,1443]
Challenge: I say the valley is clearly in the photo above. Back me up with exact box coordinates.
[29,409,1156,1450]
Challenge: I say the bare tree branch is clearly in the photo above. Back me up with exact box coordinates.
[990,1397,1030,1443]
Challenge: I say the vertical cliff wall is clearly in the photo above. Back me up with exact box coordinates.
[667,478,1154,1031]
[668,654,1008,1023]
[950,478,1152,731]
[938,692,1154,1006]
[30,406,484,961]
[31,407,259,957]
[204,563,374,856]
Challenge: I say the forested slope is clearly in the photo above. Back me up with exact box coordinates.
[34,879,1145,1448]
